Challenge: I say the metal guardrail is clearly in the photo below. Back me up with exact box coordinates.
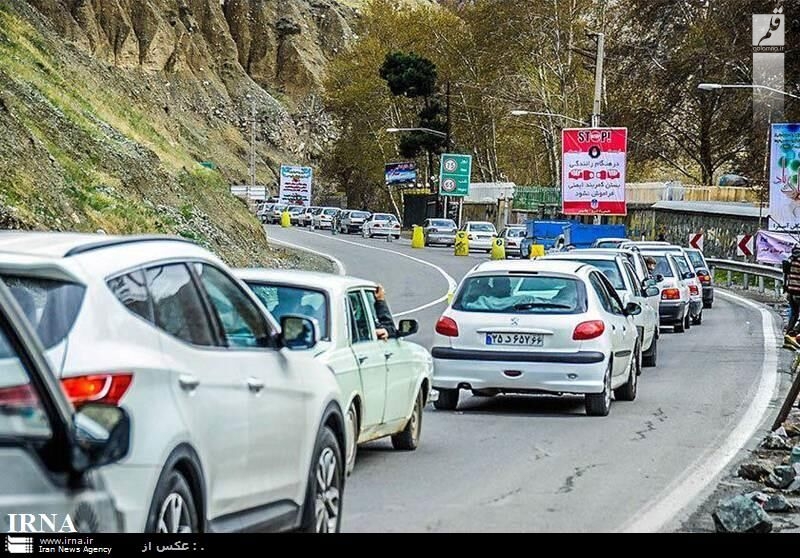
[707,257,784,295]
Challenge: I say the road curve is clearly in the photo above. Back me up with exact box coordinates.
[265,226,778,533]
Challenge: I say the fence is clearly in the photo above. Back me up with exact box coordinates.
[707,258,784,295]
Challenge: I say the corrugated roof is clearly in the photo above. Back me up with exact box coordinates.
[465,182,516,203]
[650,200,762,218]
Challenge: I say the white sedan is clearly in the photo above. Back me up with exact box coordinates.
[236,269,435,473]
[461,221,497,252]
[362,213,401,239]
[431,260,642,416]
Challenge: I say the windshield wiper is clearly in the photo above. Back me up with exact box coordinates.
[512,302,573,310]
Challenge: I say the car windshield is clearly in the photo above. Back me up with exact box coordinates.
[375,214,395,221]
[430,220,455,228]
[648,255,674,278]
[452,275,585,314]
[505,228,526,238]
[686,250,706,270]
[323,209,338,216]
[246,283,329,340]
[350,211,369,219]
[469,223,495,232]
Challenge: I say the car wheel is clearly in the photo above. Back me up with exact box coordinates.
[344,404,359,475]
[642,333,657,368]
[391,389,423,451]
[703,301,713,309]
[684,312,691,330]
[585,362,612,416]
[299,426,343,533]
[614,343,639,402]
[693,311,703,325]
[146,470,199,533]
[433,388,459,411]
[674,316,685,333]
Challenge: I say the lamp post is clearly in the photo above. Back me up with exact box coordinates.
[697,83,800,100]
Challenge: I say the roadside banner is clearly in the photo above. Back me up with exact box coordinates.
[562,128,627,215]
[755,229,798,264]
[768,123,800,230]
[279,165,313,206]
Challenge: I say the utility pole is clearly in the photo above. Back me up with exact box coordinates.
[250,97,257,195]
[444,80,451,219]
[590,32,605,129]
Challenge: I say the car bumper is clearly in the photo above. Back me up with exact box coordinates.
[431,347,608,394]
[99,463,162,532]
[370,228,400,236]
[468,239,494,250]
[426,234,455,244]
[702,286,714,304]
[659,300,687,323]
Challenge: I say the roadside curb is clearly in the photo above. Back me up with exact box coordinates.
[264,229,347,275]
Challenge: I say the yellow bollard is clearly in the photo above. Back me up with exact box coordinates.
[280,210,291,228]
[529,244,545,258]
[490,237,506,260]
[454,231,469,256]
[411,225,425,249]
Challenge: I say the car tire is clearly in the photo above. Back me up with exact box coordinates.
[684,312,691,330]
[693,311,703,325]
[614,344,639,402]
[299,426,343,533]
[391,389,423,451]
[585,362,612,417]
[145,470,199,533]
[344,404,359,475]
[703,301,713,309]
[642,333,657,368]
[674,316,685,333]
[433,388,459,411]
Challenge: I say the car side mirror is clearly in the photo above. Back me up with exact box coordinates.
[624,302,642,316]
[72,403,131,472]
[682,271,695,280]
[279,315,319,350]
[655,274,664,282]
[645,286,660,297]
[398,319,419,337]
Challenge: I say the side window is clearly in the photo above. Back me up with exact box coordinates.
[146,264,215,347]
[0,324,51,439]
[363,289,380,341]
[194,264,273,349]
[623,263,641,297]
[589,273,614,314]
[347,292,372,343]
[598,273,625,315]
[108,270,152,322]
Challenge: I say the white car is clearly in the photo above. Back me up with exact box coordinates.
[641,250,694,333]
[639,245,704,325]
[313,207,340,230]
[0,233,347,533]
[432,260,642,416]
[235,270,435,474]
[461,221,497,252]
[362,213,401,239]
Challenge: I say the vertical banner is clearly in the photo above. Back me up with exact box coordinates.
[279,165,313,206]
[768,123,800,230]
[562,128,627,215]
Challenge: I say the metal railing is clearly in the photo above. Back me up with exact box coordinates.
[707,258,784,295]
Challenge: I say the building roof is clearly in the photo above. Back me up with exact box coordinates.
[465,182,516,203]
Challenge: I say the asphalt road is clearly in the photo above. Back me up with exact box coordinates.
[266,225,775,533]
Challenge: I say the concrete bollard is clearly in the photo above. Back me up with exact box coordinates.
[454,231,469,256]
[529,244,545,259]
[491,237,506,260]
[411,225,425,249]
[280,210,291,228]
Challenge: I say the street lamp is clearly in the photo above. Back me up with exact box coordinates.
[697,83,800,100]
[510,110,589,126]
[386,127,448,139]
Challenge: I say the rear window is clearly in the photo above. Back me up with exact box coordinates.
[673,256,692,275]
[350,212,369,219]
[375,214,394,221]
[596,240,622,248]
[323,209,338,216]
[2,276,85,350]
[430,220,455,227]
[452,275,586,314]
[469,223,495,232]
[246,283,329,340]
[686,251,706,270]
[506,228,526,238]
[649,255,674,278]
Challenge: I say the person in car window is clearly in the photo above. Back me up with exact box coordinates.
[273,289,314,323]
[373,285,397,340]
[645,257,657,277]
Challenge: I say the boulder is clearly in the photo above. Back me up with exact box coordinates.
[712,495,773,533]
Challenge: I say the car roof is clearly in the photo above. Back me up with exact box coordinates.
[0,232,197,259]
[595,237,627,242]
[469,259,589,276]
[572,248,638,256]
[234,268,376,293]
[544,252,620,262]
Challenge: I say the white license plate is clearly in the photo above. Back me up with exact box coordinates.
[485,333,543,347]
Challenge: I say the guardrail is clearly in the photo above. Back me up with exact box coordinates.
[707,258,784,295]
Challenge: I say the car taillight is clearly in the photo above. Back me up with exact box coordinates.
[697,273,711,284]
[689,284,700,296]
[0,384,37,407]
[61,373,133,406]
[573,320,605,341]
[661,288,680,300]
[435,316,459,337]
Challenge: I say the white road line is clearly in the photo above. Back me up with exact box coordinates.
[295,230,458,317]
[267,235,347,276]
[620,289,780,533]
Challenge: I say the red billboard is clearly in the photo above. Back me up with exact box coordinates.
[562,128,628,215]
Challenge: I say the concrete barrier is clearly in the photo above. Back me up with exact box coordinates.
[454,231,469,256]
[411,225,424,249]
[491,238,506,260]
[280,211,291,228]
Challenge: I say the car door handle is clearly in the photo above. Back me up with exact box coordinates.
[357,355,368,364]
[385,352,394,359]
[178,374,200,391]
[611,325,616,331]
[247,377,265,393]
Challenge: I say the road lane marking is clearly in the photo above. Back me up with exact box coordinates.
[266,234,346,275]
[621,289,779,533]
[289,230,458,317]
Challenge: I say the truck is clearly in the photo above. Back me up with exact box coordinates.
[520,220,627,257]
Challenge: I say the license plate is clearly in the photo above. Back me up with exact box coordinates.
[485,333,543,347]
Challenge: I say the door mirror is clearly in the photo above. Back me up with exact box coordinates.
[645,286,660,297]
[654,274,664,282]
[624,302,642,316]
[682,271,695,280]
[279,315,319,350]
[398,319,419,337]
[72,404,131,471]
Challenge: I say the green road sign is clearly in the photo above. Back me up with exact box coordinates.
[439,153,472,197]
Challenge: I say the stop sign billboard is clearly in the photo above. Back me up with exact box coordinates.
[562,128,628,215]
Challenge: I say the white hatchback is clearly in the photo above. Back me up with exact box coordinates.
[432,260,642,416]
[0,233,347,534]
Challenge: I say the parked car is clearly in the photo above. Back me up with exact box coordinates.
[257,203,275,224]
[362,213,401,239]
[308,207,325,228]
[0,280,130,533]
[299,206,318,228]
[685,248,714,308]
[236,270,435,474]
[543,251,660,367]
[461,221,498,252]
[288,205,305,225]
[498,225,527,258]
[313,207,340,230]
[640,250,693,332]
[591,237,628,249]
[422,219,458,247]
[0,233,347,533]
[339,210,371,234]
[431,259,642,416]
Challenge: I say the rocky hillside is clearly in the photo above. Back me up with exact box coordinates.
[0,0,358,265]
